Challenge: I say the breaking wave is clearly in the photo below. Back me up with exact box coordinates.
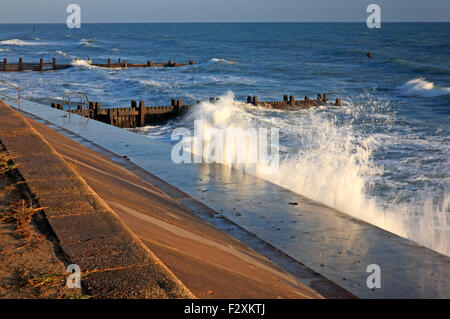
[56,50,68,57]
[0,39,48,46]
[400,78,450,97]
[211,58,237,64]
[181,91,449,256]
[71,58,98,69]
[79,39,97,47]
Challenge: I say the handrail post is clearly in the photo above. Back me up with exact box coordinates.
[17,87,20,111]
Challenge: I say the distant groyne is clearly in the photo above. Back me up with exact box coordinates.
[0,57,195,72]
[0,58,71,72]
[246,93,341,110]
[86,58,195,69]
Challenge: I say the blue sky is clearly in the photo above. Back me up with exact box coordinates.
[0,0,449,23]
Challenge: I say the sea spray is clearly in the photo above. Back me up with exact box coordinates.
[71,58,99,69]
[181,92,279,174]
[181,91,449,256]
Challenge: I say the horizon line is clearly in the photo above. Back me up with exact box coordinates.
[1,21,449,24]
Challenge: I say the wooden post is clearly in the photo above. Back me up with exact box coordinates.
[253,96,258,106]
[118,58,121,64]
[40,58,44,72]
[3,58,7,71]
[88,101,95,114]
[323,93,328,103]
[123,61,127,68]
[53,57,56,69]
[95,102,101,118]
[108,109,113,124]
[178,99,183,109]
[147,60,152,67]
[289,95,295,106]
[131,100,137,109]
[169,60,173,66]
[283,95,288,102]
[336,97,341,106]
[317,93,322,101]
[138,101,146,127]
[305,96,310,103]
[18,58,23,71]
[173,99,180,114]
[107,58,111,67]
[51,102,56,108]
[247,96,252,104]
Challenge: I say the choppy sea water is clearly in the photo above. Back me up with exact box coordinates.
[0,23,449,256]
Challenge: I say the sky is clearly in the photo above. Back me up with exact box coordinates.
[0,0,449,23]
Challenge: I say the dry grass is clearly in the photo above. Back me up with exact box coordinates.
[14,270,89,299]
[0,151,17,174]
[0,149,87,299]
[24,272,66,291]
[0,200,45,238]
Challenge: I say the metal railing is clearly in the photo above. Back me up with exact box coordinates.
[62,92,90,112]
[0,80,21,110]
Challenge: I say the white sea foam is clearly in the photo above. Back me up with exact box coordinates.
[139,79,178,89]
[211,58,237,64]
[182,91,449,256]
[56,50,68,57]
[71,58,97,68]
[139,79,164,88]
[400,78,450,97]
[79,39,97,47]
[0,39,48,46]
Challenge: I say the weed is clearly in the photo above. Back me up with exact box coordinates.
[26,273,66,291]
[0,151,17,174]
[0,200,44,238]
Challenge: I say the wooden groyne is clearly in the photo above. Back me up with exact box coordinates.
[50,93,341,129]
[0,58,71,72]
[51,98,193,128]
[0,57,195,72]
[86,58,195,69]
[246,93,341,110]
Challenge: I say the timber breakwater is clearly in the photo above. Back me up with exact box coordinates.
[50,93,341,128]
[0,57,195,72]
[0,57,71,72]
[83,58,195,68]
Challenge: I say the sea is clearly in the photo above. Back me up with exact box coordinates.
[0,23,449,256]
